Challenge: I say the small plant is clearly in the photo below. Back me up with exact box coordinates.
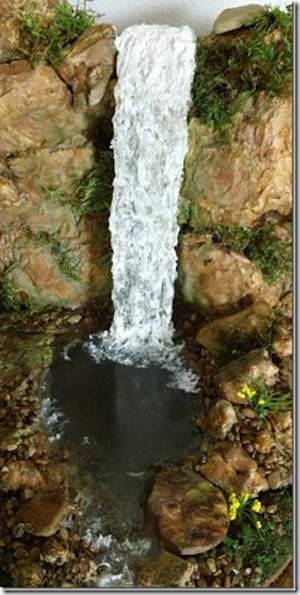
[36,232,82,283]
[228,491,263,530]
[236,379,292,419]
[18,0,95,67]
[191,6,292,138]
[0,277,19,312]
[245,223,292,284]
[216,322,274,366]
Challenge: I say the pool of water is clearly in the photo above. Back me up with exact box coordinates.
[43,343,197,586]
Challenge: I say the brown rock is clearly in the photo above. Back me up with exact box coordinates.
[0,63,86,157]
[272,411,292,432]
[18,491,69,537]
[200,442,268,495]
[0,460,46,491]
[181,94,291,227]
[268,469,292,490]
[215,349,279,405]
[178,235,279,315]
[146,465,229,555]
[12,561,45,588]
[273,325,292,358]
[138,550,195,588]
[196,302,271,352]
[254,432,275,454]
[213,5,266,34]
[42,538,73,566]
[58,24,116,110]
[201,399,237,439]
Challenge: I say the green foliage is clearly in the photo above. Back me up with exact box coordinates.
[243,378,292,419]
[36,232,82,283]
[0,275,38,314]
[245,223,292,284]
[223,488,292,587]
[183,221,292,285]
[191,6,292,138]
[76,151,114,216]
[216,317,274,366]
[18,0,95,67]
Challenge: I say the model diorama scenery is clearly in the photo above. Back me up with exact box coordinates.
[0,0,293,589]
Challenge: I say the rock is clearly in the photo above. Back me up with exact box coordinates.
[12,561,44,588]
[196,302,271,352]
[213,5,266,34]
[273,325,292,358]
[18,491,69,537]
[42,538,73,566]
[178,235,279,315]
[200,399,237,439]
[200,442,268,495]
[181,95,291,227]
[0,461,46,491]
[146,465,229,555]
[0,63,86,157]
[254,432,275,454]
[138,550,195,588]
[268,469,292,490]
[214,349,279,405]
[272,411,292,432]
[58,24,116,110]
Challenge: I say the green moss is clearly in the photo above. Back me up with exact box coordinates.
[191,6,292,139]
[76,150,114,216]
[0,274,39,314]
[18,0,95,67]
[216,317,275,366]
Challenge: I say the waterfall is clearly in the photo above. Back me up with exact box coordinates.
[87,25,197,390]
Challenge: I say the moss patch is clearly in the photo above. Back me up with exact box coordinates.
[18,0,95,67]
[191,6,292,139]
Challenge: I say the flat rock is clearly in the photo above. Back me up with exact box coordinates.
[18,491,69,537]
[214,348,279,404]
[200,441,268,495]
[196,302,271,353]
[146,465,229,555]
[138,550,195,588]
[213,5,266,35]
[0,460,46,491]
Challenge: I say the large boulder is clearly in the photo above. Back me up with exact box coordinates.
[146,465,229,555]
[181,95,292,227]
[178,234,279,314]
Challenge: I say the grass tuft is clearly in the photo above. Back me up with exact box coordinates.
[191,6,293,139]
[76,150,114,216]
[18,0,95,67]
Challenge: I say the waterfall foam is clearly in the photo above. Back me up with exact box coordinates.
[87,25,198,392]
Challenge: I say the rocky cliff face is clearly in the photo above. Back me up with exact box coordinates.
[0,0,116,311]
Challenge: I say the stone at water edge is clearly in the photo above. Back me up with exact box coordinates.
[0,460,46,491]
[215,348,279,405]
[138,550,195,588]
[200,441,269,496]
[146,465,229,556]
[199,399,237,439]
[213,4,266,34]
[17,491,69,537]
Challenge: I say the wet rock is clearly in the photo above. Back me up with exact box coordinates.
[196,303,271,353]
[42,538,73,566]
[178,235,279,315]
[18,491,69,537]
[181,95,291,227]
[58,24,116,110]
[0,461,46,491]
[200,399,237,439]
[200,442,268,495]
[138,550,195,588]
[213,5,266,34]
[215,349,279,405]
[146,465,229,555]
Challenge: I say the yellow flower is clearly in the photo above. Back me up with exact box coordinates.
[251,499,262,513]
[255,520,262,530]
[258,398,266,405]
[237,390,246,400]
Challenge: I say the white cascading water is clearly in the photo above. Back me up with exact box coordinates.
[87,24,198,391]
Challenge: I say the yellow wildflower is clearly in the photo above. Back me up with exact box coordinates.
[255,520,262,530]
[251,499,262,513]
[258,398,266,405]
[237,384,256,400]
[237,390,246,400]
[228,493,241,521]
